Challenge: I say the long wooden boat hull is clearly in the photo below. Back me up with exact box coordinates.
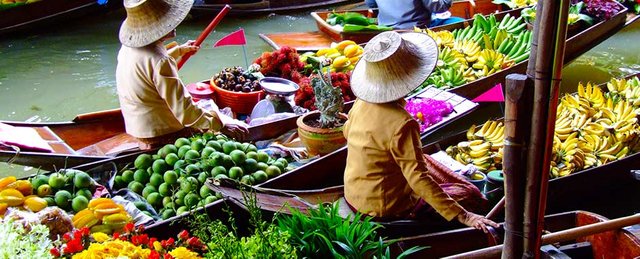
[190,0,360,15]
[0,0,117,35]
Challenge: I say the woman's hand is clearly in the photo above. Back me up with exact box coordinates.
[456,210,500,233]
[167,40,199,59]
[221,122,250,142]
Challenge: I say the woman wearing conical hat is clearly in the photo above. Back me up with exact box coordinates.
[116,0,248,149]
[344,31,499,232]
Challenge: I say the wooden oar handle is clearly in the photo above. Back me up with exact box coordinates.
[177,5,232,69]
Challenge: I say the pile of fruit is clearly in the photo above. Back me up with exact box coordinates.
[72,198,132,234]
[413,13,532,92]
[113,133,289,220]
[211,66,262,93]
[445,76,640,178]
[294,72,355,110]
[0,169,98,216]
[325,12,392,32]
[253,46,305,83]
[302,40,364,73]
[405,98,455,132]
[492,0,538,9]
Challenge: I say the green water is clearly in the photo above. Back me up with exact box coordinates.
[1,8,640,177]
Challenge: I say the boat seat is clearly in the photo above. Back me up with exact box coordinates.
[33,126,75,154]
[75,133,142,157]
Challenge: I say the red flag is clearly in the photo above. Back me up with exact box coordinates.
[213,29,246,47]
[472,83,505,102]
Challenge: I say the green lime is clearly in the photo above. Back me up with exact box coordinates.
[256,151,270,163]
[147,192,162,208]
[246,151,258,161]
[62,169,78,184]
[199,185,213,198]
[243,158,258,173]
[114,175,125,189]
[197,172,209,185]
[230,150,247,166]
[211,166,227,177]
[222,155,234,168]
[191,139,205,152]
[159,183,171,197]
[134,201,148,211]
[165,153,179,167]
[162,209,176,220]
[71,196,89,213]
[201,147,215,159]
[76,189,92,200]
[159,144,178,158]
[237,142,246,151]
[133,169,150,184]
[142,185,158,198]
[173,160,187,170]
[174,190,187,206]
[228,167,244,180]
[216,134,226,140]
[199,160,213,173]
[276,158,289,168]
[241,175,255,185]
[205,195,218,204]
[265,166,282,178]
[121,170,135,183]
[73,172,92,189]
[163,170,178,185]
[37,184,52,197]
[184,150,200,161]
[213,173,229,181]
[43,197,55,206]
[208,152,224,166]
[152,154,161,160]
[272,161,285,172]
[48,173,66,190]
[217,139,226,147]
[128,181,144,195]
[256,162,269,171]
[180,177,198,193]
[134,154,154,169]
[178,145,191,159]
[30,175,49,190]
[202,132,215,141]
[252,171,268,184]
[162,196,172,207]
[247,144,258,153]
[54,190,73,210]
[185,164,200,175]
[164,201,176,210]
[222,141,236,154]
[149,173,164,188]
[175,137,191,148]
[152,159,169,174]
[176,206,189,215]
[184,193,200,208]
[206,141,223,152]
[147,167,153,175]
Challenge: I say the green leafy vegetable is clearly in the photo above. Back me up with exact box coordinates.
[0,219,54,259]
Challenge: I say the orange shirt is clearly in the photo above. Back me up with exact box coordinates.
[343,99,463,220]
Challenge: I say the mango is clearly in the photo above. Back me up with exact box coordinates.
[23,196,48,212]
[332,56,350,69]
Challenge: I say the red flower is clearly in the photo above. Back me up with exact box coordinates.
[73,230,83,240]
[187,237,204,248]
[166,237,175,246]
[124,222,135,233]
[178,230,189,240]
[148,237,158,248]
[80,227,90,237]
[137,224,145,233]
[62,232,72,242]
[149,250,160,259]
[164,254,175,259]
[50,248,61,257]
[113,232,120,240]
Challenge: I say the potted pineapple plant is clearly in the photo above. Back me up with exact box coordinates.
[296,69,348,156]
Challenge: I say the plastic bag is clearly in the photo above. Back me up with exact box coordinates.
[111,193,157,226]
[5,206,73,240]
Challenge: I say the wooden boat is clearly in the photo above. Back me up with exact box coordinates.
[0,0,118,35]
[259,0,502,52]
[190,0,360,15]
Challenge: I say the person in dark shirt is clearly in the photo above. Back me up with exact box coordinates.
[365,0,465,29]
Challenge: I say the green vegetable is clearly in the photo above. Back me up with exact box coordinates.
[0,219,54,258]
[342,24,393,32]
[327,12,378,26]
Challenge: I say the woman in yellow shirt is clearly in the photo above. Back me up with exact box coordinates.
[115,0,248,149]
[345,31,498,232]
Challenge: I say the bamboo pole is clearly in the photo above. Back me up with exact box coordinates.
[443,213,640,259]
[485,196,505,220]
[522,0,571,257]
[501,74,533,258]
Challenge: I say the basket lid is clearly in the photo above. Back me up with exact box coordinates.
[187,82,213,96]
[259,77,300,96]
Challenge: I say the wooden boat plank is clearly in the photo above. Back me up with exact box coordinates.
[258,31,335,52]
[190,0,359,15]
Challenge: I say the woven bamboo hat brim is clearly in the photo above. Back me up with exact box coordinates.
[350,31,438,103]
[119,0,194,48]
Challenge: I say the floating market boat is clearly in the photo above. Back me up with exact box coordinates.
[190,0,361,15]
[0,0,118,35]
[259,0,500,51]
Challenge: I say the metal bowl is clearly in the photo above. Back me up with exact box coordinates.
[259,77,300,96]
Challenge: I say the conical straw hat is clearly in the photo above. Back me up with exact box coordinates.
[350,31,438,103]
[119,0,194,48]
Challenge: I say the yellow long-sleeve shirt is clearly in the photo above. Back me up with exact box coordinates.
[343,99,463,220]
[115,44,222,139]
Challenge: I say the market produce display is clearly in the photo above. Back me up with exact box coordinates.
[521,1,594,26]
[325,11,392,32]
[211,66,262,93]
[405,98,455,132]
[253,46,305,82]
[492,0,538,9]
[445,76,640,178]
[303,40,364,73]
[413,13,532,92]
[294,71,355,110]
[112,133,290,220]
[72,198,132,234]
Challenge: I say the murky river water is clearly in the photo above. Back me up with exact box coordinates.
[1,7,639,177]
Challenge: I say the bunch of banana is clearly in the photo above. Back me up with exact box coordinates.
[595,100,639,142]
[417,28,455,48]
[438,47,468,70]
[446,120,505,172]
[472,49,510,77]
[453,39,481,63]
[496,13,527,34]
[503,30,532,63]
[577,82,606,108]
[439,66,467,87]
[73,198,132,233]
[606,77,640,108]
[559,94,596,118]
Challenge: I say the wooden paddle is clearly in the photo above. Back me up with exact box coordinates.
[177,4,232,69]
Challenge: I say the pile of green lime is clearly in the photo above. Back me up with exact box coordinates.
[29,168,96,213]
[114,133,289,220]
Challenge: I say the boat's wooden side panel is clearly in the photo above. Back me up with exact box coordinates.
[258,32,335,52]
[0,0,104,34]
[576,212,640,258]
